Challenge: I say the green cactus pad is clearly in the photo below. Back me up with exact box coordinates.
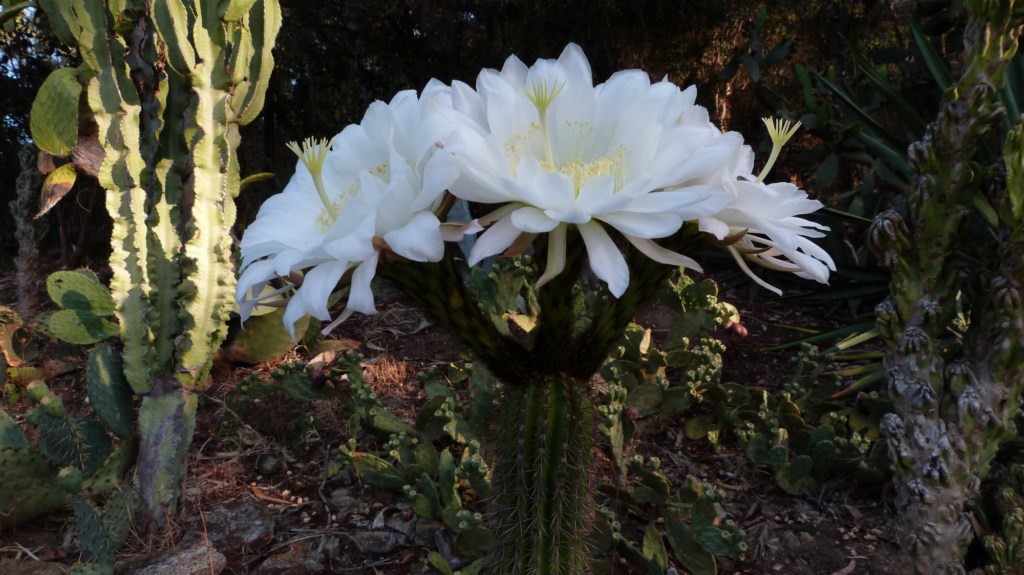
[101,486,137,550]
[26,380,66,418]
[0,446,66,528]
[38,413,112,475]
[0,409,29,448]
[48,309,119,345]
[29,67,81,157]
[86,344,134,439]
[82,442,136,498]
[220,308,308,364]
[47,271,116,316]
[74,494,113,562]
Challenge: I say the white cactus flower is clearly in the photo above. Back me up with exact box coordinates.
[236,82,459,337]
[439,43,737,297]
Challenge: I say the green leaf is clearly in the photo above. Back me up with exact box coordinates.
[30,67,81,156]
[36,163,78,219]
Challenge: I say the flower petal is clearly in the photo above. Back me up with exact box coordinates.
[626,236,703,272]
[536,223,568,289]
[282,260,350,338]
[578,221,629,297]
[384,211,444,262]
[346,251,381,315]
[598,211,682,239]
[511,206,560,233]
[467,213,523,265]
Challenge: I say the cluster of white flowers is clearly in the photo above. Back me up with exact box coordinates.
[236,44,835,337]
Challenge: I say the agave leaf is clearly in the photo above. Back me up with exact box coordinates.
[909,18,953,92]
[815,72,905,151]
[857,132,911,178]
[841,32,927,135]
[762,318,877,352]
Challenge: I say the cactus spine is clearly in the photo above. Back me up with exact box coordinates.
[35,0,281,528]
[869,1,1024,572]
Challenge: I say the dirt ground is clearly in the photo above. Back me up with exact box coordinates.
[0,270,912,575]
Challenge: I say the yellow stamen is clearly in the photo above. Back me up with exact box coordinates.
[539,148,628,197]
[757,117,801,182]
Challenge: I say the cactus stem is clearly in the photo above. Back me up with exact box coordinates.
[492,375,592,575]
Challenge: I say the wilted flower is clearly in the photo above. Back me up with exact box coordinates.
[439,43,737,297]
[699,117,835,294]
[236,83,458,337]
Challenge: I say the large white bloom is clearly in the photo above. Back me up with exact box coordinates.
[236,82,458,337]
[439,43,737,297]
[699,119,836,295]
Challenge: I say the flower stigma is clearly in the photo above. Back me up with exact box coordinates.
[286,137,339,224]
[757,117,801,182]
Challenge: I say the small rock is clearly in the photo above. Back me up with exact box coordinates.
[414,520,444,547]
[122,538,227,575]
[331,488,368,517]
[321,536,343,562]
[195,499,276,558]
[781,531,801,549]
[344,531,404,555]
[371,508,388,530]
[258,456,284,476]
[799,531,815,543]
[252,543,324,575]
[0,559,65,575]
[385,512,417,539]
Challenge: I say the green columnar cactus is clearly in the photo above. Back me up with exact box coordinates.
[491,377,593,575]
[33,0,281,528]
[869,1,1024,572]
[11,144,47,319]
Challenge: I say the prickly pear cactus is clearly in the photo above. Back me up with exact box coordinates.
[0,353,135,529]
[869,1,1024,572]
[33,0,281,528]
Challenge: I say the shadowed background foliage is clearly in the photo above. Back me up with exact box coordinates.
[1,0,931,271]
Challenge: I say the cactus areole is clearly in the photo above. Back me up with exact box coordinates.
[32,0,282,529]
[236,43,833,573]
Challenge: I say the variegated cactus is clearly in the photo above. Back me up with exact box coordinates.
[869,1,1024,572]
[31,0,281,529]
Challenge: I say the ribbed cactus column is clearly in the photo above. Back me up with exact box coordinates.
[869,1,1024,572]
[35,0,281,529]
[491,377,593,575]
